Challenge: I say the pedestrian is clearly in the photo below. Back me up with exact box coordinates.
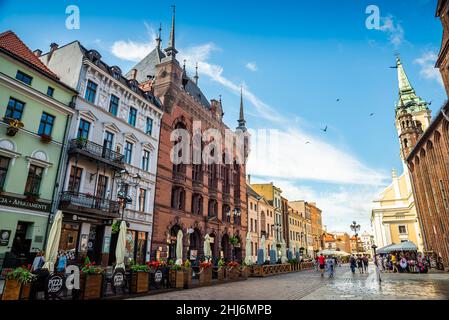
[31,250,45,273]
[318,253,326,277]
[326,255,335,278]
[350,255,356,274]
[357,255,363,274]
[56,250,67,273]
[363,255,369,273]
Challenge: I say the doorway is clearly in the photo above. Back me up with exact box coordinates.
[11,221,31,256]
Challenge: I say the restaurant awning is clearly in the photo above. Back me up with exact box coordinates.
[376,243,396,254]
[386,241,418,253]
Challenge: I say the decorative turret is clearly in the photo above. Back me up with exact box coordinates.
[194,62,199,85]
[164,5,178,59]
[237,86,247,132]
[156,23,162,49]
[395,56,430,117]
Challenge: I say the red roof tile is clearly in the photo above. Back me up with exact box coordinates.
[0,30,59,80]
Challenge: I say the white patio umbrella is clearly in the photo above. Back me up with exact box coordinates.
[43,211,63,272]
[114,220,127,270]
[245,232,253,265]
[175,230,183,266]
[261,235,266,261]
[280,239,288,263]
[203,234,211,260]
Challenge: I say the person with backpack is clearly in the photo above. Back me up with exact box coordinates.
[349,255,357,274]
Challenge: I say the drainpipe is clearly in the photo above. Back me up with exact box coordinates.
[43,111,73,249]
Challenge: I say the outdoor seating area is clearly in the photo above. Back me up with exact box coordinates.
[376,241,445,274]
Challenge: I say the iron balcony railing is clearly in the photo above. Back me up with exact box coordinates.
[69,139,125,163]
[59,191,120,216]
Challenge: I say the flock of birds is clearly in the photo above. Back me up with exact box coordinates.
[304,98,376,145]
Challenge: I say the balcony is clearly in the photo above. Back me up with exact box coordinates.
[68,139,125,170]
[59,191,120,218]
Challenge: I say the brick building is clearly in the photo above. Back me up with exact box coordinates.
[404,0,449,269]
[129,9,249,263]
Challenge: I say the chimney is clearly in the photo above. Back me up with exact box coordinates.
[33,49,42,57]
[247,174,251,184]
[50,43,59,53]
[130,69,138,80]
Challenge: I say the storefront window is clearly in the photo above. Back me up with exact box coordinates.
[124,230,147,264]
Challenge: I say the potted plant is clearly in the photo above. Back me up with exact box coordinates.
[75,136,88,148]
[289,258,299,271]
[111,221,121,235]
[79,257,104,300]
[227,261,240,280]
[229,236,240,246]
[240,262,249,279]
[5,118,24,137]
[130,264,149,294]
[2,265,36,300]
[198,260,212,285]
[183,260,192,288]
[169,264,184,289]
[216,259,225,281]
[40,134,52,144]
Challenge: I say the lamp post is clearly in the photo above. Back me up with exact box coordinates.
[372,244,381,283]
[115,169,142,222]
[350,221,361,254]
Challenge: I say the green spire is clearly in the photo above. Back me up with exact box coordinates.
[395,56,429,115]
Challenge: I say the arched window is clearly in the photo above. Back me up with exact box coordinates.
[403,138,409,148]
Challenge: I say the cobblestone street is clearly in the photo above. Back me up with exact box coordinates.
[131,266,449,300]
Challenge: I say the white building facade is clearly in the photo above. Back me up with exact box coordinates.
[40,42,162,266]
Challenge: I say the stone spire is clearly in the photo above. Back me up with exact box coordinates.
[194,62,199,85]
[237,86,247,131]
[165,5,178,58]
[395,56,429,115]
[156,23,162,49]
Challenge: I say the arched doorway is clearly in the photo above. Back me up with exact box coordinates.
[168,224,182,261]
[189,228,202,262]
[234,235,242,262]
[221,234,231,261]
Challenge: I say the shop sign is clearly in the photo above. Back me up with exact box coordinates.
[0,230,11,246]
[0,194,50,212]
[47,274,64,297]
[154,270,163,285]
[112,269,126,288]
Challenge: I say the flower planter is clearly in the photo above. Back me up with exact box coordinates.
[227,267,240,280]
[2,279,21,300]
[216,268,225,281]
[6,126,19,137]
[80,273,103,300]
[169,270,184,289]
[199,268,212,286]
[183,268,192,289]
[130,271,149,294]
[240,267,249,279]
[40,135,52,144]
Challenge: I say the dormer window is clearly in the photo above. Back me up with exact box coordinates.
[110,66,122,80]
[128,79,138,92]
[87,50,102,65]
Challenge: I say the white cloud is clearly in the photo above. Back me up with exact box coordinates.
[110,22,157,62]
[247,127,387,186]
[251,178,381,234]
[414,51,444,87]
[379,15,405,48]
[245,62,258,72]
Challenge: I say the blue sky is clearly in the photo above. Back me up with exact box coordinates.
[0,0,446,233]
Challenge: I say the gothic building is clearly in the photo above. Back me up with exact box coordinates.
[371,57,431,252]
[128,8,249,262]
[404,0,449,269]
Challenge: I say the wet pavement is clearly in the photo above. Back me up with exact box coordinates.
[130,265,449,300]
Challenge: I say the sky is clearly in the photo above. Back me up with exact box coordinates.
[0,0,446,234]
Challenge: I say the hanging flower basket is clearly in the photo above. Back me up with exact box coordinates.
[40,134,52,144]
[5,118,24,137]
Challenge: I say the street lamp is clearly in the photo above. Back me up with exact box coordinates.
[115,169,142,221]
[350,221,361,254]
[372,244,381,283]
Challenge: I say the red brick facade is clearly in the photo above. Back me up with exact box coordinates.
[404,0,449,269]
[140,55,248,263]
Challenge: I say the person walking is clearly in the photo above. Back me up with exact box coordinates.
[350,255,357,274]
[318,254,326,277]
[357,255,364,274]
[56,250,67,273]
[363,255,369,273]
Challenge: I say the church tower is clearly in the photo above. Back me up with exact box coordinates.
[394,57,431,166]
